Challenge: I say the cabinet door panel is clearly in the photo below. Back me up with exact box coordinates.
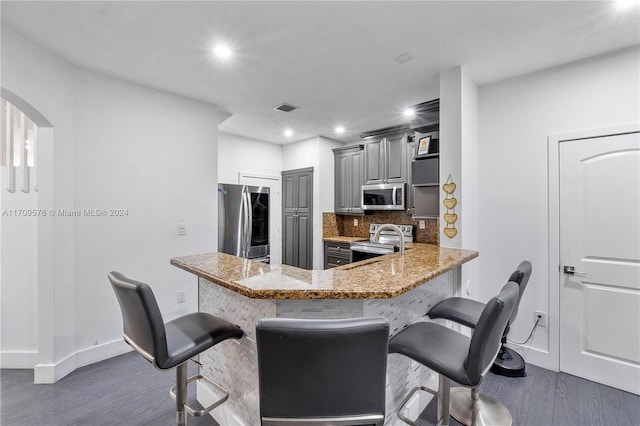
[334,153,349,213]
[282,174,297,212]
[364,139,385,184]
[282,213,297,266]
[387,134,407,182]
[297,174,312,212]
[297,214,312,269]
[351,150,364,212]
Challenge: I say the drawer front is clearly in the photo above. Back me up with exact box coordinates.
[326,247,350,258]
[325,242,351,257]
[326,255,350,268]
[324,241,352,269]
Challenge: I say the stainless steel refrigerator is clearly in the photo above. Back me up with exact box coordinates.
[218,184,270,262]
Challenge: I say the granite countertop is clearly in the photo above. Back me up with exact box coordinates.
[171,244,478,300]
[322,236,369,243]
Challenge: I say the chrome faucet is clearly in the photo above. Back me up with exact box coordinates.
[373,224,405,256]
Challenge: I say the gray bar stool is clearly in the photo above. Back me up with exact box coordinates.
[256,317,389,426]
[389,281,519,426]
[109,271,244,426]
[428,261,531,425]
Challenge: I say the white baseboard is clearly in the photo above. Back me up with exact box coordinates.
[197,380,246,426]
[33,339,132,384]
[0,350,39,369]
[75,338,131,368]
[34,351,76,384]
[507,342,558,372]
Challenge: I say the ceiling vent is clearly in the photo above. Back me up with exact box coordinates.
[274,103,299,113]
[394,52,413,64]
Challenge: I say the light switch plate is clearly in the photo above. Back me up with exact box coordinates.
[354,218,358,226]
[178,223,187,236]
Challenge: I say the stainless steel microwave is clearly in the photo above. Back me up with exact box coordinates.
[361,183,405,211]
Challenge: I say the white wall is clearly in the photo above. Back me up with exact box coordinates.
[460,71,479,298]
[477,46,640,369]
[318,136,344,216]
[439,67,463,248]
[73,68,226,353]
[0,188,39,367]
[218,132,283,184]
[1,25,229,380]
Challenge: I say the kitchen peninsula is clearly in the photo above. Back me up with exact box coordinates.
[171,244,477,425]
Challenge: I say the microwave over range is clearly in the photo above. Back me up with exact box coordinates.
[361,183,405,211]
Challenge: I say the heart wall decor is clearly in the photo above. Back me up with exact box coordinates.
[442,174,459,239]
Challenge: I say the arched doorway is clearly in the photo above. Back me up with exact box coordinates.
[1,88,54,380]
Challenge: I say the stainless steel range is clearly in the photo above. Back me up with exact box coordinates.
[350,223,414,262]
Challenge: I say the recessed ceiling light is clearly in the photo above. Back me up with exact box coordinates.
[284,129,293,137]
[403,108,415,118]
[335,126,345,134]
[213,44,232,59]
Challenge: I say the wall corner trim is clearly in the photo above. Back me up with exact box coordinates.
[33,339,132,384]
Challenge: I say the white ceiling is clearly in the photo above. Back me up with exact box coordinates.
[2,1,639,144]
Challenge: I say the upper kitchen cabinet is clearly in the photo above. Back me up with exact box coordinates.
[364,133,407,185]
[333,144,364,215]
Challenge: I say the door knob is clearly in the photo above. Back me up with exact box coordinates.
[563,265,586,276]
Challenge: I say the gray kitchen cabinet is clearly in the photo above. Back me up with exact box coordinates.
[324,241,351,269]
[364,133,407,185]
[405,138,417,214]
[333,145,364,215]
[364,138,385,184]
[282,167,313,269]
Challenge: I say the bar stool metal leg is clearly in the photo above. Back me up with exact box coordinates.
[449,386,512,426]
[176,363,188,426]
[438,375,451,426]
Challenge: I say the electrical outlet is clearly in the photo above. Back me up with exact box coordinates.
[178,223,187,236]
[354,218,358,226]
[534,310,547,327]
[177,290,186,303]
[419,220,426,229]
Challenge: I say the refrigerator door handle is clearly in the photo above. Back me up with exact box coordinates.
[244,192,252,257]
[239,190,248,257]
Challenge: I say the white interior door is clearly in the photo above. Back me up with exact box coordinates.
[238,172,281,265]
[559,131,640,395]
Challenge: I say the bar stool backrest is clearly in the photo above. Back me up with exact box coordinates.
[465,281,519,385]
[257,317,389,426]
[109,271,168,367]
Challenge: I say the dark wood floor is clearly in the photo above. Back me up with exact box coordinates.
[0,352,218,426]
[2,351,638,425]
[417,362,640,426]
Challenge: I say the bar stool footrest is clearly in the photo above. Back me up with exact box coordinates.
[397,385,438,426]
[169,374,229,417]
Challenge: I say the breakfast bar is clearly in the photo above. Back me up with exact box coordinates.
[171,244,478,425]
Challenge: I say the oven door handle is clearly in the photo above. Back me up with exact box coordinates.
[351,246,394,255]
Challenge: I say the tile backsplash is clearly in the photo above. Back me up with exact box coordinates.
[323,212,439,245]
